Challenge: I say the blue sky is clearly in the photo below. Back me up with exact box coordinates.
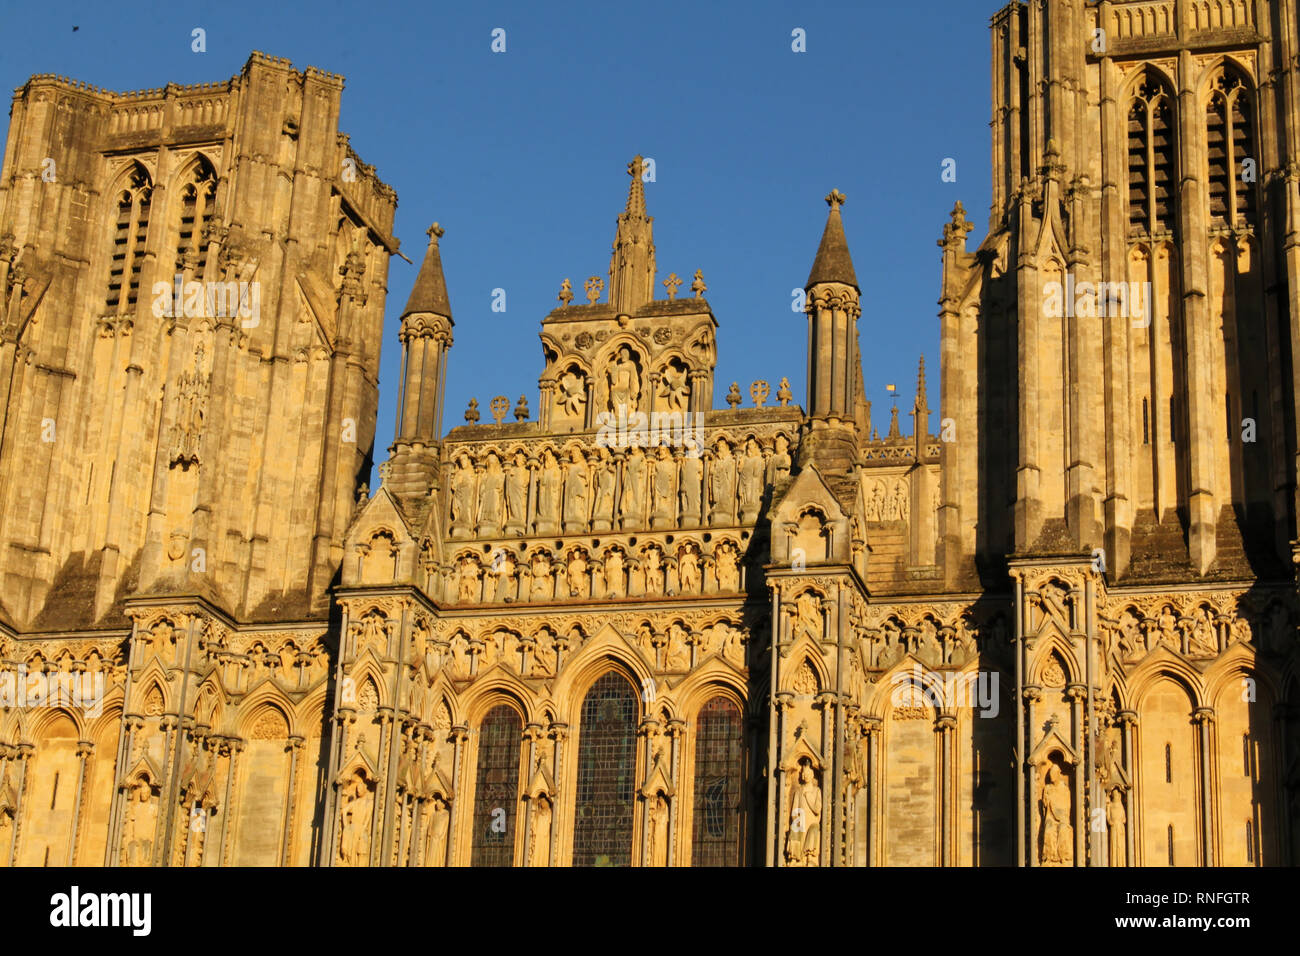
[2,0,996,479]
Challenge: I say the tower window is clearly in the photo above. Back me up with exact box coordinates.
[105,164,152,313]
[176,159,217,273]
[1164,742,1172,782]
[1167,824,1175,865]
[1207,71,1257,230]
[1142,397,1150,445]
[1128,75,1176,238]
[1243,733,1251,776]
[1246,821,1254,863]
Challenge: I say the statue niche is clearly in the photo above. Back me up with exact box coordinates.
[784,757,822,867]
[1039,756,1074,866]
[605,345,643,414]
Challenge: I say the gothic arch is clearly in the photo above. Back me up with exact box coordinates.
[462,677,534,727]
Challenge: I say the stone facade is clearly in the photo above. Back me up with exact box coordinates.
[0,1,1298,867]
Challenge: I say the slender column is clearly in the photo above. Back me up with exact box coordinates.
[1194,706,1216,866]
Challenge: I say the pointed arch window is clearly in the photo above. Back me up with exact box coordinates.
[573,671,638,866]
[1128,75,1176,238]
[469,704,523,866]
[691,696,745,866]
[175,158,217,274]
[1206,69,1257,230]
[106,164,152,313]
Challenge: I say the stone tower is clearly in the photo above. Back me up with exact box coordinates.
[0,52,396,628]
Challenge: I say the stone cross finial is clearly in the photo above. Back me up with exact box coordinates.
[825,189,846,209]
[663,273,682,300]
[750,380,770,408]
[690,269,706,299]
[584,276,604,304]
[489,395,509,424]
[725,383,742,408]
[427,222,445,241]
[777,377,793,406]
[465,398,480,423]
[377,461,392,483]
[558,278,573,305]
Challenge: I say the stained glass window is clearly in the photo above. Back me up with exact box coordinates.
[691,696,744,866]
[573,671,637,866]
[470,704,522,866]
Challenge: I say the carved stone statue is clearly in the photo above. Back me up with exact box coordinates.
[652,446,676,526]
[424,794,450,866]
[529,794,553,866]
[591,448,617,531]
[643,545,665,595]
[792,591,822,643]
[458,555,481,603]
[339,773,374,867]
[477,453,504,536]
[679,544,701,593]
[1040,764,1073,865]
[737,438,765,521]
[449,453,477,532]
[505,451,529,534]
[1106,789,1126,866]
[121,781,159,867]
[769,434,792,485]
[558,369,586,418]
[784,760,821,867]
[621,448,647,529]
[679,449,703,527]
[567,550,589,598]
[563,447,590,533]
[1189,607,1217,656]
[604,548,625,599]
[536,450,562,534]
[529,550,553,601]
[607,346,641,413]
[715,542,739,591]
[648,793,670,867]
[666,623,690,670]
[709,439,736,525]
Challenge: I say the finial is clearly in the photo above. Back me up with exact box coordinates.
[628,155,645,181]
[464,398,480,424]
[690,269,707,299]
[558,278,573,306]
[777,377,793,407]
[427,222,444,242]
[914,356,929,415]
[725,383,742,408]
[489,396,509,424]
[514,395,530,421]
[750,380,770,408]
[825,189,846,209]
[585,275,604,304]
[663,273,682,300]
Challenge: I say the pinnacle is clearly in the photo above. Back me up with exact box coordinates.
[402,222,452,319]
[806,189,858,289]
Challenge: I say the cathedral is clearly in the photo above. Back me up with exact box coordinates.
[0,0,1297,868]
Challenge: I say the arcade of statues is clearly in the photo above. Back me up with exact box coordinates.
[1,0,1299,867]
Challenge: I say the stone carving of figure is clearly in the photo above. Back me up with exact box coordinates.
[792,592,822,643]
[339,774,373,867]
[1119,611,1142,659]
[870,482,885,522]
[591,448,617,531]
[679,448,703,526]
[425,795,450,867]
[652,446,676,525]
[558,369,585,418]
[679,544,701,593]
[1157,606,1178,650]
[648,793,670,866]
[709,440,736,524]
[450,454,477,531]
[738,438,765,520]
[1040,764,1073,865]
[918,618,941,662]
[892,482,908,523]
[529,794,553,866]
[458,555,481,603]
[531,632,557,675]
[530,551,553,601]
[604,548,625,599]
[607,346,641,413]
[721,623,745,666]
[492,550,518,603]
[769,434,792,485]
[477,453,504,536]
[621,448,648,529]
[1189,607,1217,656]
[122,782,159,867]
[666,623,690,670]
[567,550,589,598]
[643,546,665,595]
[1107,789,1126,866]
[715,542,739,591]
[1229,616,1252,647]
[0,809,11,860]
[660,361,689,411]
[784,761,821,867]
[536,450,562,533]
[505,451,530,534]
[563,447,590,532]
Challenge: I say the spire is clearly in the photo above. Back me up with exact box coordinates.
[402,223,452,320]
[609,156,656,313]
[806,189,858,289]
[914,355,929,415]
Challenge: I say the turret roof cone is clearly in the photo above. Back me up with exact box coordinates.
[402,222,452,320]
[806,189,858,289]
